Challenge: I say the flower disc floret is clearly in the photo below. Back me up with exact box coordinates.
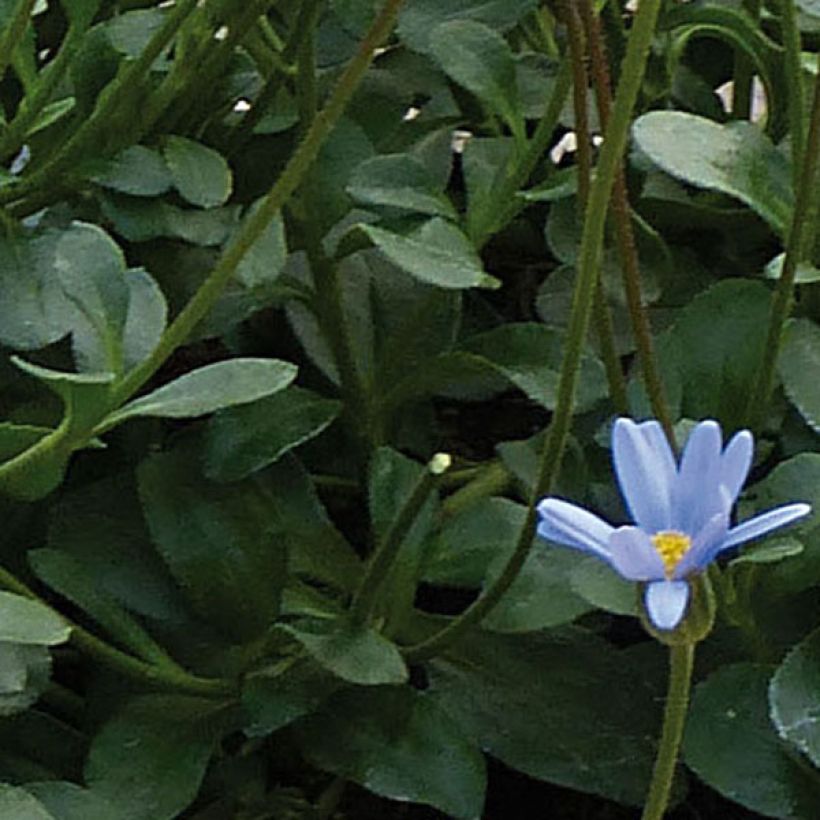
[536,418,811,631]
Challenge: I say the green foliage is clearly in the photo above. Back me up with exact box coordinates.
[0,0,816,817]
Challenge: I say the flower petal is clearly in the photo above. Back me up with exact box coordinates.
[612,418,675,532]
[644,580,690,630]
[673,512,729,578]
[609,526,666,580]
[673,420,724,534]
[719,503,812,552]
[720,429,753,504]
[536,498,615,560]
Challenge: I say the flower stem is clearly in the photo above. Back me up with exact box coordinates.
[112,0,407,407]
[402,0,664,663]
[641,642,695,820]
[562,0,629,415]
[579,0,675,447]
[350,454,451,626]
[747,51,820,429]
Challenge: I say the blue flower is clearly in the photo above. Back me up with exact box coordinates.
[537,419,811,631]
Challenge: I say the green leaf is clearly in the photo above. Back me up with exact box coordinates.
[296,686,486,819]
[0,230,68,351]
[423,497,525,588]
[204,386,341,482]
[397,0,537,55]
[163,135,232,208]
[0,643,52,717]
[569,554,638,616]
[355,219,499,289]
[728,536,804,567]
[138,444,287,641]
[429,21,522,136]
[0,591,69,645]
[259,457,361,593]
[105,8,167,58]
[779,319,820,432]
[460,323,608,413]
[23,783,115,820]
[54,222,130,373]
[0,786,54,820]
[233,204,288,291]
[684,663,820,818]
[347,153,458,219]
[47,472,186,623]
[103,358,297,428]
[483,544,593,633]
[74,267,167,374]
[29,549,172,667]
[770,627,820,768]
[92,146,173,197]
[632,112,793,235]
[428,629,664,806]
[242,657,341,737]
[278,620,408,686]
[657,280,771,430]
[85,696,223,820]
[121,268,167,372]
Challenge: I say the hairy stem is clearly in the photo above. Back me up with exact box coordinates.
[641,642,695,820]
[563,0,629,415]
[350,454,450,626]
[580,0,675,446]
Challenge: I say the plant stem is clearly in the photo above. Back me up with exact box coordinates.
[0,0,37,87]
[563,0,629,416]
[471,57,573,248]
[112,0,407,407]
[305,238,374,453]
[580,0,675,446]
[440,461,512,520]
[350,454,450,626]
[779,0,805,189]
[0,565,233,697]
[641,642,695,820]
[747,52,820,428]
[0,15,89,163]
[403,0,664,663]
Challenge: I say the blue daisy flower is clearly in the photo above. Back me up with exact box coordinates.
[537,418,811,631]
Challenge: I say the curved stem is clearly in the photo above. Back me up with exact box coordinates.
[0,565,233,698]
[747,51,820,429]
[112,0,408,407]
[350,454,450,626]
[641,642,695,820]
[402,0,664,663]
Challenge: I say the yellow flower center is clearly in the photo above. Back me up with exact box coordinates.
[651,530,692,577]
